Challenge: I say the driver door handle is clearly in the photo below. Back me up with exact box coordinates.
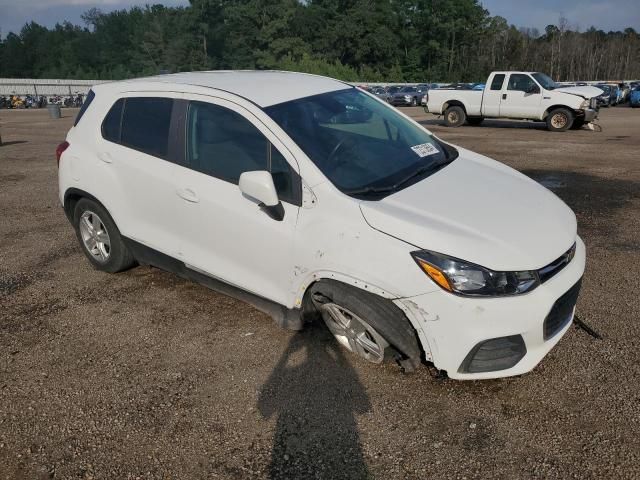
[502,93,507,100]
[176,188,199,203]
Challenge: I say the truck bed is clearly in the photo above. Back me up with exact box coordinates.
[426,89,483,116]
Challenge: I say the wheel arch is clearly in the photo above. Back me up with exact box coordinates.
[296,273,430,368]
[442,100,467,114]
[63,188,110,224]
[543,104,575,120]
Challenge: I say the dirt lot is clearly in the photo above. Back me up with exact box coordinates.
[1,106,639,480]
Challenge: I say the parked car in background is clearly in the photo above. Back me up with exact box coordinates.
[630,86,640,108]
[369,86,392,103]
[607,84,622,105]
[426,71,602,131]
[439,83,474,90]
[389,85,426,106]
[595,84,613,107]
[620,83,630,102]
[386,85,402,96]
[57,71,585,380]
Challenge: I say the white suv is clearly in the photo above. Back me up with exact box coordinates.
[57,71,585,380]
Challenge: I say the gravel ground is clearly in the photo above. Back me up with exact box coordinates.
[1,106,639,479]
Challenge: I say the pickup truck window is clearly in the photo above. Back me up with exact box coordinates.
[508,74,536,92]
[490,74,505,91]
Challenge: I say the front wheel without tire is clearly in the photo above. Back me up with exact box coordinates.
[308,280,422,371]
[546,108,574,132]
[74,198,136,273]
[443,106,466,127]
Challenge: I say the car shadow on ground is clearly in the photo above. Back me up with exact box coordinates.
[418,118,549,130]
[257,322,371,480]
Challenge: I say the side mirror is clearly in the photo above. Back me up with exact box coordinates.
[526,84,540,94]
[239,171,284,221]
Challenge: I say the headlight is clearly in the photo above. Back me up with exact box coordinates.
[580,99,589,109]
[411,250,539,297]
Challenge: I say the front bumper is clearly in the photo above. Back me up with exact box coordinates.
[396,237,586,380]
[581,108,598,122]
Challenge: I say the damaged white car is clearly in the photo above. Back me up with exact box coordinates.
[57,71,585,380]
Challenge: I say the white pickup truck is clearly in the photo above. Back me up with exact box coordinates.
[425,71,602,132]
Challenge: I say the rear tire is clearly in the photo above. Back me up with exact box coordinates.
[73,198,136,273]
[546,108,574,132]
[308,280,422,372]
[443,106,466,127]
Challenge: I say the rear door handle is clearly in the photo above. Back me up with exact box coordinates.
[176,188,199,203]
[502,93,507,100]
[98,152,113,164]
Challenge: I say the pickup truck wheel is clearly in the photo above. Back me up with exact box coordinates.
[467,117,484,126]
[309,280,422,372]
[444,106,466,127]
[546,108,574,132]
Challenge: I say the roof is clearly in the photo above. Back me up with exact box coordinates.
[125,70,352,107]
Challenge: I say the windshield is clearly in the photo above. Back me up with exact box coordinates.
[265,88,456,198]
[531,73,558,90]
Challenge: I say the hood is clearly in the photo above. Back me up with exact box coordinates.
[359,148,577,271]
[553,85,603,99]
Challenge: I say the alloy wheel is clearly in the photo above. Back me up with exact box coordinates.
[318,303,389,364]
[79,210,111,263]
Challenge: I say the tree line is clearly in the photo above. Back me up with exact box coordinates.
[0,0,638,82]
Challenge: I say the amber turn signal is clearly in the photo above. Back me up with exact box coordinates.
[415,258,453,291]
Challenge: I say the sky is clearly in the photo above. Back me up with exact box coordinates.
[0,0,638,38]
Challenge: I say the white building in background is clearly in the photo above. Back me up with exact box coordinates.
[0,78,108,96]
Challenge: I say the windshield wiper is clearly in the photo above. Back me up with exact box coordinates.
[344,161,449,197]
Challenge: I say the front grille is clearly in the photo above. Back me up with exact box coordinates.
[458,335,527,374]
[538,243,576,284]
[543,279,582,340]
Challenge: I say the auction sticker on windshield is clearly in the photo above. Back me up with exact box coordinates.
[411,143,439,157]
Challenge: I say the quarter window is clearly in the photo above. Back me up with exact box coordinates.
[490,74,505,91]
[102,98,124,143]
[186,101,299,205]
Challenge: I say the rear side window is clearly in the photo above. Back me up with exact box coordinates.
[490,74,505,91]
[121,98,173,159]
[102,99,124,143]
[74,89,95,126]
